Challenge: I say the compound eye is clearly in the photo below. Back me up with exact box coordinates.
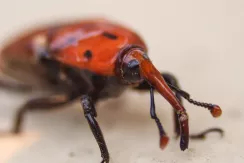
[122,59,142,83]
[128,59,139,69]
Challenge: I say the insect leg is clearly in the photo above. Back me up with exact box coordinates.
[149,87,169,149]
[10,61,90,134]
[81,95,109,163]
[161,73,182,138]
[132,73,182,138]
[12,93,78,133]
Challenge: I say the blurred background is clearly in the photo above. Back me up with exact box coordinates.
[0,0,243,162]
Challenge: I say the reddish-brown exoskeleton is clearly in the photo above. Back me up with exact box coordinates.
[0,19,223,163]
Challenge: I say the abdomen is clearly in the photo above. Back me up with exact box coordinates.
[0,29,52,89]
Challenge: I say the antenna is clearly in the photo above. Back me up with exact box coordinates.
[167,83,222,117]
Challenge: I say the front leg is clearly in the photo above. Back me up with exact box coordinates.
[162,73,182,138]
[149,87,169,149]
[134,73,182,138]
[81,95,109,163]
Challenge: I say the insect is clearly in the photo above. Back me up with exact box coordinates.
[0,18,223,163]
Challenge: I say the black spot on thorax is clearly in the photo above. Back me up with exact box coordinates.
[84,50,93,60]
[102,32,118,40]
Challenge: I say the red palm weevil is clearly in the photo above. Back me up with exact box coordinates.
[0,19,223,163]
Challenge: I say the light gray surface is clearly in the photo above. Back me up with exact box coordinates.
[0,0,243,163]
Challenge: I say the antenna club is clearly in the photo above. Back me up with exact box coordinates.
[210,105,222,118]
